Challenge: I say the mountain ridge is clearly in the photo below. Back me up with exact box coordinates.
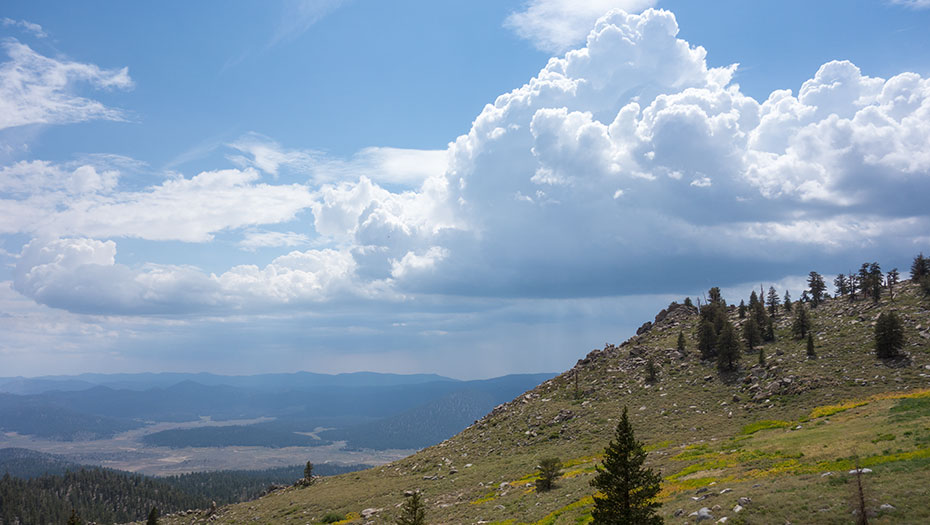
[143,277,930,524]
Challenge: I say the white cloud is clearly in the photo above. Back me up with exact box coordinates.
[11,238,387,314]
[0,40,133,130]
[1,18,48,38]
[888,0,930,8]
[0,162,314,242]
[229,133,446,186]
[505,0,657,52]
[268,0,350,48]
[6,8,930,316]
[238,230,310,251]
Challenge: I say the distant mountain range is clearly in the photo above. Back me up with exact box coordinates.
[0,371,456,395]
[0,371,554,449]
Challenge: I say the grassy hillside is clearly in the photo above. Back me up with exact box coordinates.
[146,280,930,524]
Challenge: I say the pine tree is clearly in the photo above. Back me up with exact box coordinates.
[766,286,780,317]
[806,333,816,359]
[738,300,746,319]
[396,491,427,525]
[303,461,314,485]
[147,506,160,525]
[783,290,792,313]
[742,317,761,350]
[748,290,760,310]
[683,297,693,308]
[763,316,776,342]
[758,347,766,366]
[808,271,826,306]
[887,268,899,299]
[697,318,717,360]
[859,262,882,303]
[792,304,811,339]
[848,272,859,301]
[834,274,849,297]
[911,253,929,280]
[716,321,740,372]
[68,510,83,525]
[875,311,904,359]
[676,331,686,354]
[535,457,562,492]
[645,358,658,383]
[590,407,662,524]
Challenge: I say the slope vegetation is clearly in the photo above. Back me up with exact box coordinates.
[147,280,930,524]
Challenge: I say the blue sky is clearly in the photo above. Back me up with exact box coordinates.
[1,0,929,378]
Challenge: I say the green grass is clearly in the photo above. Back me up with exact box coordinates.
[145,281,930,525]
[740,420,792,435]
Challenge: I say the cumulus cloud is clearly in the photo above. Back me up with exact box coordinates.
[11,238,386,314]
[7,8,930,316]
[505,0,657,52]
[303,9,930,298]
[0,40,133,130]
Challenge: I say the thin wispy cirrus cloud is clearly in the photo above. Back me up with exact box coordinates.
[1,18,47,39]
[1,5,929,377]
[222,0,352,71]
[888,0,930,8]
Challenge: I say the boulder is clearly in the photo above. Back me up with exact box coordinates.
[696,507,714,521]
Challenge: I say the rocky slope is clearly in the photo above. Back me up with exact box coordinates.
[147,280,930,524]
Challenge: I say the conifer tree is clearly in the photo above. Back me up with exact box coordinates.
[742,317,761,350]
[68,510,83,525]
[683,297,693,308]
[716,321,740,371]
[806,333,816,359]
[834,274,849,297]
[875,311,904,359]
[887,268,899,299]
[738,300,746,319]
[911,252,929,280]
[766,286,780,317]
[758,347,765,366]
[748,290,760,310]
[808,271,827,306]
[763,316,776,342]
[535,457,562,492]
[783,290,792,313]
[792,304,811,339]
[303,461,314,485]
[396,491,427,525]
[147,506,160,525]
[697,318,717,360]
[676,331,686,354]
[590,407,662,524]
[645,358,658,383]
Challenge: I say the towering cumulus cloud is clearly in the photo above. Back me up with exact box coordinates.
[10,8,930,314]
[313,8,930,298]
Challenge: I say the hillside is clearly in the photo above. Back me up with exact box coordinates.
[147,278,930,524]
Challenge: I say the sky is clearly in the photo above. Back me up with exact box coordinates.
[1,0,929,379]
